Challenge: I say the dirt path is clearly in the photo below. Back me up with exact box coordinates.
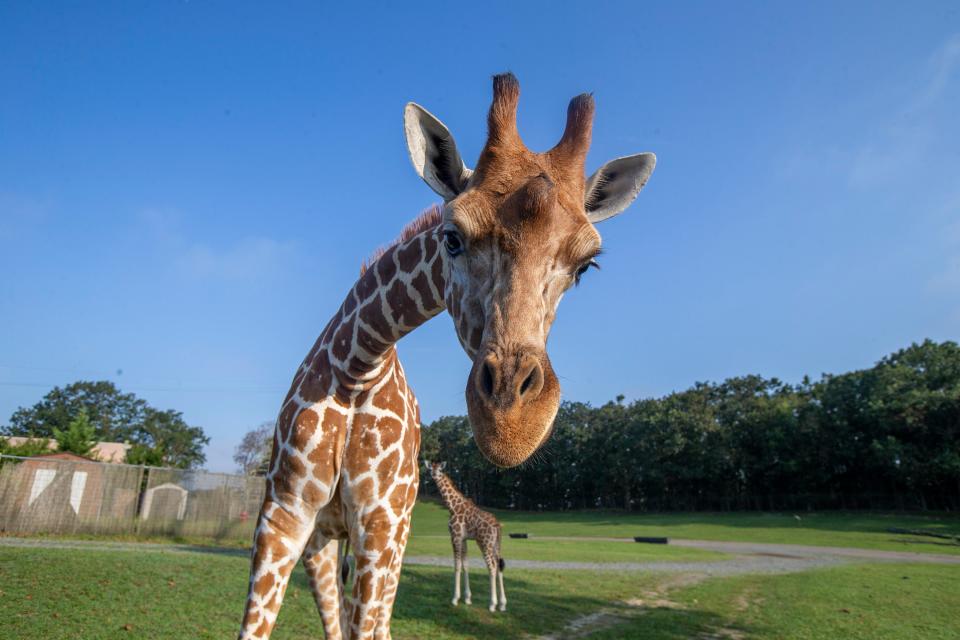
[404,553,846,575]
[2,535,957,571]
[535,574,735,640]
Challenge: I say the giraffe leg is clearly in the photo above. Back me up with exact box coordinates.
[482,543,499,613]
[238,499,317,639]
[373,513,412,640]
[462,541,472,605]
[497,553,506,611]
[302,529,344,640]
[372,568,399,640]
[450,536,463,606]
[347,513,401,639]
[495,530,506,611]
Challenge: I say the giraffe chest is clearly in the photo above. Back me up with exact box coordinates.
[336,373,421,525]
[269,343,423,542]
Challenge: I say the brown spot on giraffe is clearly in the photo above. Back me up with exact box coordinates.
[299,364,332,404]
[291,409,318,449]
[376,450,400,493]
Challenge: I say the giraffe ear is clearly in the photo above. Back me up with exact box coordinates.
[404,103,473,201]
[585,153,657,223]
[440,461,447,471]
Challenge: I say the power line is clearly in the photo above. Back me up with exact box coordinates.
[0,381,287,394]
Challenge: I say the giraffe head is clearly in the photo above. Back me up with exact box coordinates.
[405,74,656,468]
[423,458,447,480]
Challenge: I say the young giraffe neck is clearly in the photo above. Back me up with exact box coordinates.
[433,469,467,511]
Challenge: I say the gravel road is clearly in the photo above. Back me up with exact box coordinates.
[3,535,957,576]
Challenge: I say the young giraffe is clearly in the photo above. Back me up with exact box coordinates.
[425,460,506,611]
[237,73,657,640]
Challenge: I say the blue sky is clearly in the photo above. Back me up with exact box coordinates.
[1,2,958,472]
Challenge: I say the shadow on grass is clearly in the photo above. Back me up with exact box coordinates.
[887,537,960,549]
[587,605,751,640]
[286,565,657,639]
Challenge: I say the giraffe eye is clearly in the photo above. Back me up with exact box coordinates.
[574,259,599,285]
[444,230,464,257]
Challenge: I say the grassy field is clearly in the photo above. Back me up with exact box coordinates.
[3,546,958,639]
[591,563,960,640]
[411,501,960,555]
[0,546,658,639]
[4,504,959,639]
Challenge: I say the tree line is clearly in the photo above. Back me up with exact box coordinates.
[1,381,209,468]
[420,340,960,512]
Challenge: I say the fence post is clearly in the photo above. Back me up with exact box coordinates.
[135,465,148,536]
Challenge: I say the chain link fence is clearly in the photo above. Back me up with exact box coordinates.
[0,455,265,542]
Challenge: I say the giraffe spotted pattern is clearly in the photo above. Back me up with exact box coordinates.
[238,210,447,640]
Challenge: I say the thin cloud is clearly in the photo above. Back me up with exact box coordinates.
[176,236,298,280]
[137,207,301,282]
[911,34,960,111]
[849,34,959,188]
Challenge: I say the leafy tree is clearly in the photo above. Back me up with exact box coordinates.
[52,409,97,457]
[5,381,146,441]
[2,380,209,468]
[0,436,52,458]
[233,422,275,475]
[126,443,166,467]
[134,408,209,469]
[420,340,960,512]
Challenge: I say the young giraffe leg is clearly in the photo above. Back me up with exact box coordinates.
[450,535,464,606]
[238,499,317,639]
[302,529,344,640]
[497,568,506,612]
[480,537,499,613]
[462,540,472,605]
[496,539,506,611]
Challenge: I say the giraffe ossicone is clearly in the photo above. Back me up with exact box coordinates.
[238,73,656,640]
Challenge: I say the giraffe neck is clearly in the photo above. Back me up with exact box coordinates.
[308,223,447,391]
[433,470,467,512]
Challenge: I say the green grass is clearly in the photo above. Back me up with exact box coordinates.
[4,546,958,640]
[0,546,659,640]
[591,563,960,640]
[411,501,960,555]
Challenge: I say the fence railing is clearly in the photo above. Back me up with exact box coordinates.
[0,455,266,542]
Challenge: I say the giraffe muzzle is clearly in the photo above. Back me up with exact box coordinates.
[465,346,561,467]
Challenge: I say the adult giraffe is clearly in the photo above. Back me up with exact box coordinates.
[237,73,656,640]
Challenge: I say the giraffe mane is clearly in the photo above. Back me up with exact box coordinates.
[360,203,443,274]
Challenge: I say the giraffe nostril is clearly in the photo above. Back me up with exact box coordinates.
[519,370,535,396]
[517,360,543,401]
[481,361,495,398]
